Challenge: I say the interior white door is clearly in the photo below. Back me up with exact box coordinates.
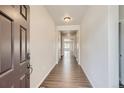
[119,22,124,85]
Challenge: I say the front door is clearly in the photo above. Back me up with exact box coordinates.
[0,5,30,88]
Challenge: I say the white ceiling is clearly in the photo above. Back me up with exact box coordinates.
[45,5,88,26]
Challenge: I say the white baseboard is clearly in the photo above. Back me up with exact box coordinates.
[80,64,95,88]
[78,62,80,65]
[76,58,80,65]
[36,63,56,88]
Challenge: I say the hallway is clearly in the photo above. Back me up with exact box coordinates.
[0,5,119,88]
[40,51,91,88]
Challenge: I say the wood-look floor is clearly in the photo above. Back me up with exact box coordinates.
[40,51,92,88]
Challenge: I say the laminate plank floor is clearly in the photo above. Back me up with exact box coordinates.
[40,51,92,88]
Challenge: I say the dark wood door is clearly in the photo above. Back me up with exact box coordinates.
[0,5,30,88]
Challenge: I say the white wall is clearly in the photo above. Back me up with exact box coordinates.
[30,6,56,88]
[80,6,119,88]
[75,31,80,63]
[56,31,61,64]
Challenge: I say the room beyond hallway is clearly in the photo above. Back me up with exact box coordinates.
[40,51,92,88]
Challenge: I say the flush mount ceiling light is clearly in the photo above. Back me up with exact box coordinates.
[64,16,71,23]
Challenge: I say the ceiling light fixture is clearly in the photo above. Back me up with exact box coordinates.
[64,16,71,23]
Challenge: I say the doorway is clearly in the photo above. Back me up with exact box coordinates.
[119,5,124,88]
[119,21,124,87]
[61,31,78,60]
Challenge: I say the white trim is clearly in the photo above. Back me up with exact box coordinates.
[78,28,81,65]
[80,64,95,88]
[57,25,80,31]
[108,6,119,88]
[36,63,56,88]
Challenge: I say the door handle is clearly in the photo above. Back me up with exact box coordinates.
[29,66,33,74]
[27,64,33,74]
